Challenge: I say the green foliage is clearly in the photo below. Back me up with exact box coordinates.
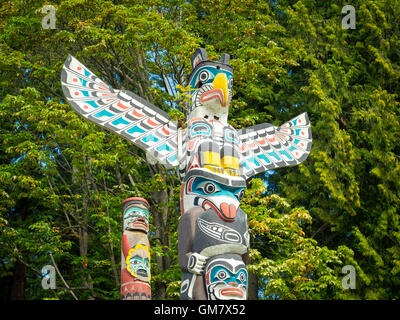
[1,0,398,300]
[242,179,355,299]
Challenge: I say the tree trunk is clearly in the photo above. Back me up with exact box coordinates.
[247,271,259,300]
[10,261,26,300]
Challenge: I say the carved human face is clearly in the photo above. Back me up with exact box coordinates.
[126,244,151,282]
[123,206,150,233]
[205,255,247,300]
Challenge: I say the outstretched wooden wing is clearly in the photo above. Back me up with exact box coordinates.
[61,55,178,168]
[238,112,312,180]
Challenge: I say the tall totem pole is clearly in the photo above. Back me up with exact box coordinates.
[61,48,312,300]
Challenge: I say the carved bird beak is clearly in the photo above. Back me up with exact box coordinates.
[212,73,228,106]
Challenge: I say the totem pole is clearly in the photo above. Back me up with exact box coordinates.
[121,197,151,300]
[61,48,312,300]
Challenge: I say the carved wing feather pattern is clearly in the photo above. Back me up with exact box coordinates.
[61,55,178,168]
[238,112,312,179]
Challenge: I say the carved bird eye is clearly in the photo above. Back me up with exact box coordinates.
[199,70,210,83]
[204,182,216,194]
[199,182,220,195]
[236,189,245,201]
[229,78,233,88]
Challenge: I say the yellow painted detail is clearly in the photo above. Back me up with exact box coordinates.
[212,73,228,105]
[202,151,221,167]
[221,156,239,170]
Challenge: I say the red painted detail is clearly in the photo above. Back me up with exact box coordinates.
[187,178,194,193]
[146,118,159,127]
[300,143,304,147]
[246,142,256,149]
[268,137,276,143]
[74,91,79,96]
[239,144,246,152]
[122,197,149,208]
[121,268,135,284]
[120,275,151,300]
[202,200,235,222]
[256,139,266,145]
[206,269,211,285]
[161,126,170,135]
[200,89,224,106]
[122,234,131,257]
[220,202,237,220]
[190,117,204,123]
[117,101,129,110]
[77,67,82,71]
[221,288,243,297]
[132,109,144,118]
[188,138,198,151]
[180,184,185,215]
[73,78,78,83]
[83,105,89,109]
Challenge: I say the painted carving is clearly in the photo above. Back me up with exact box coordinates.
[120,197,151,300]
[61,47,312,300]
[204,254,248,300]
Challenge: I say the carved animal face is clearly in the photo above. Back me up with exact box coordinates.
[205,255,247,300]
[182,170,245,222]
[187,48,233,124]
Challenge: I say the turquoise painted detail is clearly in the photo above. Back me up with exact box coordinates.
[190,66,233,89]
[127,125,145,135]
[79,78,87,86]
[85,100,99,108]
[112,117,130,126]
[84,69,91,77]
[247,157,260,167]
[209,265,247,287]
[94,109,114,118]
[156,144,171,152]
[168,154,177,163]
[257,154,271,164]
[142,134,159,143]
[190,122,211,137]
[225,128,239,144]
[241,160,250,171]
[288,145,297,152]
[267,151,281,161]
[279,150,293,160]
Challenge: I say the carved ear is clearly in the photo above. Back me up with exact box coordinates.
[219,53,230,65]
[191,48,208,69]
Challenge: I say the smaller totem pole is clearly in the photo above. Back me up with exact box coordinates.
[121,197,151,300]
